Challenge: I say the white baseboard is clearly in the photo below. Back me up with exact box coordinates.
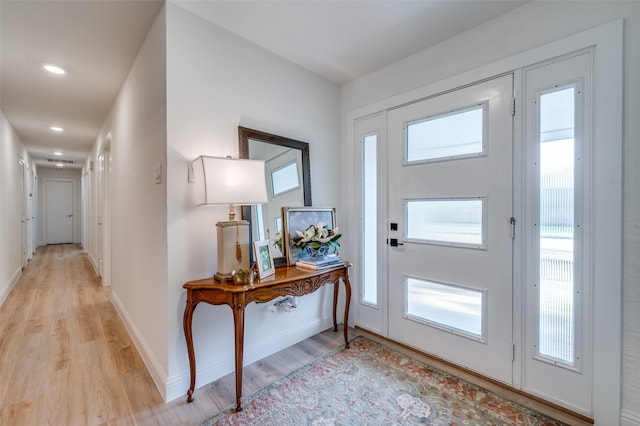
[622,409,640,426]
[164,316,335,403]
[111,291,168,400]
[0,267,21,307]
[87,252,100,277]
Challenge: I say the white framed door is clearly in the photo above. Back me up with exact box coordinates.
[45,180,74,244]
[19,160,28,266]
[387,75,514,384]
[28,169,36,258]
[98,138,112,286]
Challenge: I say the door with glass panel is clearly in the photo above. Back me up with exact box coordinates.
[387,75,514,384]
[522,53,592,414]
[356,113,387,335]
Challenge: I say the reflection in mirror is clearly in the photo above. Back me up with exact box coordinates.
[239,126,311,266]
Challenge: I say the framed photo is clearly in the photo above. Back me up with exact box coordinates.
[254,240,275,279]
[283,207,337,265]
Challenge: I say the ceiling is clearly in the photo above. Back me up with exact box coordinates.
[1,0,526,170]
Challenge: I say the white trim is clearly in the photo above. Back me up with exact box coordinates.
[588,19,623,426]
[111,291,167,400]
[0,267,22,307]
[164,316,334,402]
[622,410,640,426]
[86,251,100,278]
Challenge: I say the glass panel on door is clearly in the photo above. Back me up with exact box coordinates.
[362,134,378,305]
[538,86,576,365]
[406,277,485,340]
[406,103,486,163]
[406,198,485,248]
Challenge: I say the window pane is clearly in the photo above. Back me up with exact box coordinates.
[406,105,484,162]
[271,162,299,195]
[406,198,484,247]
[362,134,377,305]
[254,204,265,241]
[538,87,575,364]
[406,277,483,338]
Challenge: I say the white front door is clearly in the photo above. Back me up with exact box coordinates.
[46,180,74,244]
[387,75,514,384]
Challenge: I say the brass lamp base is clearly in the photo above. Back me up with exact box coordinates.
[215,220,250,282]
[214,271,234,282]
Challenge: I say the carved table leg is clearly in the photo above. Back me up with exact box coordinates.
[343,271,352,348]
[332,279,339,332]
[232,303,246,411]
[183,299,198,402]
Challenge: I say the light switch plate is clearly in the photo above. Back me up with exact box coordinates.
[154,164,162,184]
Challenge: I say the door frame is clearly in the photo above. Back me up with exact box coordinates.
[19,160,27,267]
[98,134,112,286]
[346,20,622,423]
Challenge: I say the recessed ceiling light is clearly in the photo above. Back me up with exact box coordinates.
[53,151,63,156]
[50,126,64,132]
[43,64,66,75]
[55,163,64,168]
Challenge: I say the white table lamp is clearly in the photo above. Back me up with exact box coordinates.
[191,155,268,281]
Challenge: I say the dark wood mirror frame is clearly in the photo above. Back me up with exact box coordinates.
[238,126,312,266]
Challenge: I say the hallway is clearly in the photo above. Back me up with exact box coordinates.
[0,244,162,424]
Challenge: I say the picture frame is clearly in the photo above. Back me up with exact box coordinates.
[254,240,275,279]
[282,207,337,265]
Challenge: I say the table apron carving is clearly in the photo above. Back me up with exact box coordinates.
[182,263,351,410]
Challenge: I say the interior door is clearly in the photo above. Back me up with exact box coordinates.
[387,75,514,384]
[46,180,74,244]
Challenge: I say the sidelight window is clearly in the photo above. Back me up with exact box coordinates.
[536,85,579,366]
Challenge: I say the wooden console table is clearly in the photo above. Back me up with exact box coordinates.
[182,262,352,411]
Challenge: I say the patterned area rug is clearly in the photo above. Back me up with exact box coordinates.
[202,336,566,425]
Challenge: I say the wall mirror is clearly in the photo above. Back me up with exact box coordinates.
[239,126,311,266]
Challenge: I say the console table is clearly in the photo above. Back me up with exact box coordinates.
[182,262,352,411]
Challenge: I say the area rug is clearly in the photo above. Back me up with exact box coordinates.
[202,336,566,425]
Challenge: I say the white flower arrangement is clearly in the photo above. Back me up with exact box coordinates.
[294,222,342,250]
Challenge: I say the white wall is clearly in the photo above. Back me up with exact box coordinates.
[0,111,33,305]
[165,2,341,401]
[36,167,82,247]
[84,5,169,397]
[342,2,640,424]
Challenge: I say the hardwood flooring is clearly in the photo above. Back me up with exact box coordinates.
[0,244,590,425]
[0,244,348,425]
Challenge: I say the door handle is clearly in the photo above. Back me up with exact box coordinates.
[388,238,404,247]
[67,214,73,218]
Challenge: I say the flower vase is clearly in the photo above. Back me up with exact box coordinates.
[304,244,333,260]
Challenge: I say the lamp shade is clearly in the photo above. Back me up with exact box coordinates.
[191,156,268,206]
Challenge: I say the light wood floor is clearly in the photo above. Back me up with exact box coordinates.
[0,244,590,425]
